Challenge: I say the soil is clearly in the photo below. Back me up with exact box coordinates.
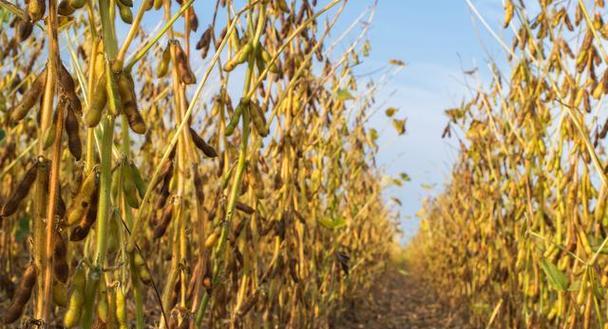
[335,264,473,329]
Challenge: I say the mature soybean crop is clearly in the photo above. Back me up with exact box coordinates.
[410,0,608,328]
[0,0,398,328]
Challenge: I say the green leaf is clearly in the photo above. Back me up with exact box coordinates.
[318,217,347,230]
[592,277,604,301]
[420,183,435,191]
[568,280,581,291]
[15,216,30,242]
[540,258,568,291]
[336,88,354,101]
[590,236,608,255]
[397,269,409,276]
[0,7,7,24]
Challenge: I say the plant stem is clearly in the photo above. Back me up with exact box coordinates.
[81,0,118,327]
[94,0,117,270]
[42,102,64,323]
[36,0,60,321]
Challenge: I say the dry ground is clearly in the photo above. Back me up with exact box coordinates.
[334,264,474,329]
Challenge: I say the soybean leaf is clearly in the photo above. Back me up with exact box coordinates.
[318,217,346,230]
[15,216,30,242]
[336,88,354,101]
[540,258,568,291]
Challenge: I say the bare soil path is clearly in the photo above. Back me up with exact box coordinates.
[335,264,473,329]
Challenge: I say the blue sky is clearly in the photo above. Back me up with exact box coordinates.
[332,1,510,242]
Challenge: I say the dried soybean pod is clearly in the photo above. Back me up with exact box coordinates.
[225,101,244,137]
[122,161,140,209]
[2,263,36,324]
[196,25,213,59]
[171,40,196,84]
[58,64,82,116]
[189,127,218,158]
[154,0,162,10]
[66,168,99,226]
[132,252,152,285]
[117,0,133,7]
[188,7,198,31]
[142,0,153,10]
[70,182,99,241]
[28,0,46,21]
[118,72,146,134]
[123,99,146,134]
[58,0,76,16]
[16,19,33,42]
[235,202,255,215]
[1,159,38,217]
[153,201,174,239]
[58,61,77,96]
[193,170,205,204]
[250,100,269,137]
[275,0,289,12]
[157,45,171,78]
[10,68,46,122]
[65,102,82,160]
[154,182,171,213]
[64,265,86,328]
[54,231,70,283]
